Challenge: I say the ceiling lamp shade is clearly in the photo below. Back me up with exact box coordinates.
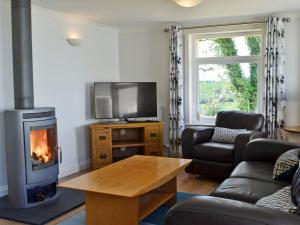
[174,0,203,7]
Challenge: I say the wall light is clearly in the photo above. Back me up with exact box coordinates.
[174,0,203,7]
[67,37,82,46]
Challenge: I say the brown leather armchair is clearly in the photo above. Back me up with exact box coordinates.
[182,111,265,178]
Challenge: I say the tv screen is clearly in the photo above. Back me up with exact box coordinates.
[94,82,157,119]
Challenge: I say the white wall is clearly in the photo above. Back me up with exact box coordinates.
[0,2,119,196]
[0,1,14,197]
[119,30,170,144]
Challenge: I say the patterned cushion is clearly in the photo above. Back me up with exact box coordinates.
[211,127,246,144]
[256,186,297,213]
[273,149,300,182]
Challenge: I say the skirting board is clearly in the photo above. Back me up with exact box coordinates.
[58,159,91,179]
[0,159,91,198]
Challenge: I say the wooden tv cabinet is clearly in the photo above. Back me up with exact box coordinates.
[90,122,164,169]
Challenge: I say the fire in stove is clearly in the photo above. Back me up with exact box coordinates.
[30,130,53,165]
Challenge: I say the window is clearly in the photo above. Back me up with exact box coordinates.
[185,24,265,125]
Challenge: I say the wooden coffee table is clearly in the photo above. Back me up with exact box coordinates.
[59,155,191,225]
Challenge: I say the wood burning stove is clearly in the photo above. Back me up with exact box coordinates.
[4,0,60,208]
[5,108,59,208]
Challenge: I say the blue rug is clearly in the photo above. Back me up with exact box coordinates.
[58,192,196,225]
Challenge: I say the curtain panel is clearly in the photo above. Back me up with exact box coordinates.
[264,17,287,139]
[169,26,184,157]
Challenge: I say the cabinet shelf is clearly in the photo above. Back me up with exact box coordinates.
[139,192,175,220]
[112,140,146,148]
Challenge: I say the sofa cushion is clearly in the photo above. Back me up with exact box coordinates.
[273,149,300,182]
[256,186,297,213]
[193,142,234,163]
[211,177,287,203]
[211,127,246,144]
[292,165,300,207]
[231,161,288,185]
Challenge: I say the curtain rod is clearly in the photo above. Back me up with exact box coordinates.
[164,17,291,33]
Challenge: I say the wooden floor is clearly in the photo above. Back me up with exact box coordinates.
[0,170,219,225]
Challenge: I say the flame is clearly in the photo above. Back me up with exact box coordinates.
[30,130,52,163]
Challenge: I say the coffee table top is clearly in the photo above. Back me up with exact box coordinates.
[59,155,191,197]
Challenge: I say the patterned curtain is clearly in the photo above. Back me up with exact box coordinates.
[264,17,287,139]
[169,26,184,158]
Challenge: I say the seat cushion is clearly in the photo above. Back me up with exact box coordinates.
[192,159,233,178]
[211,177,287,203]
[231,161,277,182]
[193,142,234,163]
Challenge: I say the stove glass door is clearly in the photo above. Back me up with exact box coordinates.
[30,126,56,171]
[24,118,59,184]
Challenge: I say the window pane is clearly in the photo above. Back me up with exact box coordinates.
[198,63,258,119]
[197,35,261,58]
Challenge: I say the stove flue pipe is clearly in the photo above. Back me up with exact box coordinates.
[11,0,34,109]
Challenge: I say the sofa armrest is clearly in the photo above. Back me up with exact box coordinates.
[234,131,266,166]
[182,128,214,159]
[164,196,300,225]
[243,138,300,163]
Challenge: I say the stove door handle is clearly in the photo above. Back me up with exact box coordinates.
[58,147,62,164]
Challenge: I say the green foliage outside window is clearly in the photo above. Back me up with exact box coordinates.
[199,36,260,117]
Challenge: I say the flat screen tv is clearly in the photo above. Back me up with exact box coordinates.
[94,82,157,120]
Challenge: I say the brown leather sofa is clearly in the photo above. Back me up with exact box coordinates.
[164,139,300,225]
[182,111,265,178]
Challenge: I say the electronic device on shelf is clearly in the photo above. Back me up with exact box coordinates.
[94,82,158,121]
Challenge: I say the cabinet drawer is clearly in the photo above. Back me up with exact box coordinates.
[94,129,111,146]
[94,147,111,166]
[146,126,160,144]
[145,144,162,156]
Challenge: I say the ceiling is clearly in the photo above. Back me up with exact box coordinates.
[17,0,300,30]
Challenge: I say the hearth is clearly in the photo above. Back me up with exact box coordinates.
[4,0,60,208]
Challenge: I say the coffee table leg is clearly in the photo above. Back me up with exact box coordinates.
[85,192,139,225]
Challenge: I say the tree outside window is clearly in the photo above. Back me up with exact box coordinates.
[197,35,261,118]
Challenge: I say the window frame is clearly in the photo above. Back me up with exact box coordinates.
[184,24,265,126]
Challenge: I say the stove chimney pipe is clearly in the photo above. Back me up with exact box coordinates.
[11,0,34,109]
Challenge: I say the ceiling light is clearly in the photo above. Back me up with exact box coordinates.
[174,0,203,7]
